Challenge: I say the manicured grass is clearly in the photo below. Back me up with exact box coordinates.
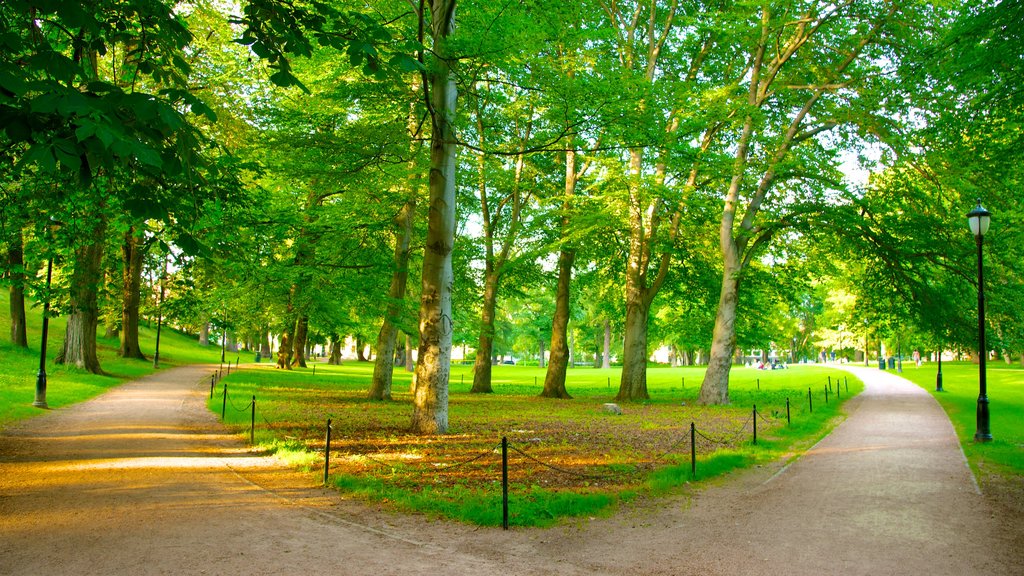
[211,361,863,527]
[897,361,1024,482]
[0,291,224,427]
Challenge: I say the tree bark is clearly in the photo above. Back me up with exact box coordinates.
[7,230,28,347]
[602,318,611,369]
[199,320,210,346]
[538,338,545,369]
[405,333,414,372]
[356,335,368,362]
[119,227,147,360]
[328,337,342,365]
[617,295,653,401]
[471,273,499,394]
[370,197,415,400]
[541,247,575,399]
[56,218,107,374]
[293,315,309,367]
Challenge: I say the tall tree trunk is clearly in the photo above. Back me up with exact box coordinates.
[356,335,368,362]
[199,320,210,346]
[119,227,146,360]
[277,326,294,370]
[411,0,459,435]
[370,197,415,400]
[617,297,653,401]
[699,249,742,405]
[260,330,272,357]
[7,230,28,347]
[55,218,106,374]
[602,318,611,369]
[405,333,414,372]
[538,338,545,369]
[541,248,574,399]
[293,316,309,367]
[328,337,342,365]
[471,273,499,394]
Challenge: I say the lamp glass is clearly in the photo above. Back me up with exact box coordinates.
[967,202,991,237]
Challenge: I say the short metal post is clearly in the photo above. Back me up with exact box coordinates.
[210,374,215,399]
[250,395,256,444]
[757,378,760,391]
[824,385,829,404]
[324,419,332,485]
[845,376,849,393]
[786,397,791,426]
[681,376,685,389]
[313,364,316,376]
[828,376,832,392]
[502,436,509,530]
[690,422,696,478]
[752,405,757,445]
[808,387,813,413]
[227,360,231,376]
[221,383,228,420]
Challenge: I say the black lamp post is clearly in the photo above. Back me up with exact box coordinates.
[967,199,992,442]
[936,344,943,392]
[33,256,54,408]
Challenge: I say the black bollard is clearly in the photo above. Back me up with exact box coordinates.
[324,419,332,485]
[221,383,228,420]
[808,387,813,413]
[502,437,509,530]
[753,404,757,445]
[757,378,760,391]
[690,422,696,478]
[824,385,829,404]
[828,376,832,392]
[210,374,215,399]
[845,376,849,393]
[250,395,256,444]
[786,397,791,426]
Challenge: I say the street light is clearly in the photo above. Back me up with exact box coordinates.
[967,199,992,442]
[33,256,53,409]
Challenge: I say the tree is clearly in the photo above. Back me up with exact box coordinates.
[699,2,909,404]
[411,0,459,434]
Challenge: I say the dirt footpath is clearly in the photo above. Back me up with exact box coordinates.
[1,365,1020,575]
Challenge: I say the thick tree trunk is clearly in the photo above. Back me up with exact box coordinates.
[405,333,414,372]
[616,297,652,401]
[7,231,28,347]
[411,0,458,434]
[199,321,210,346]
[328,338,342,365]
[699,266,740,405]
[119,228,147,360]
[602,319,611,369]
[293,316,309,367]
[56,219,106,374]
[370,197,415,400]
[355,335,368,362]
[277,328,294,370]
[471,273,499,394]
[541,247,575,399]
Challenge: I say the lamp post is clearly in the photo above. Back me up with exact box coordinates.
[967,199,992,442]
[936,344,943,392]
[33,256,54,408]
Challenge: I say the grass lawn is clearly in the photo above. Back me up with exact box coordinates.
[0,291,224,427]
[897,361,1024,484]
[212,360,863,527]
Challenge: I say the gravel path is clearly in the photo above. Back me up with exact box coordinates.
[1,364,1020,575]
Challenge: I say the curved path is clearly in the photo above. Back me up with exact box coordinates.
[0,365,1020,575]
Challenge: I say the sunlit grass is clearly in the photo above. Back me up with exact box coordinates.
[213,360,863,526]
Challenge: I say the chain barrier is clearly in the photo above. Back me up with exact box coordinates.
[695,414,754,446]
[509,444,641,480]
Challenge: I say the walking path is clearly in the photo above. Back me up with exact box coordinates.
[0,365,1020,575]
